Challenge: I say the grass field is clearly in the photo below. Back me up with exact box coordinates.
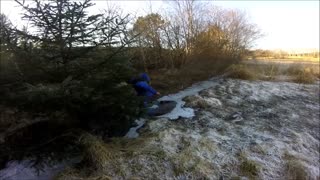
[246,56,319,64]
[150,58,319,96]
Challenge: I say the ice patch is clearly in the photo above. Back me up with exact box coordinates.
[158,76,224,120]
[0,158,80,180]
[125,118,146,138]
[150,104,159,109]
[124,75,225,138]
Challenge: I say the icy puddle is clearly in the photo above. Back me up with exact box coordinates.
[125,75,225,138]
[158,75,224,120]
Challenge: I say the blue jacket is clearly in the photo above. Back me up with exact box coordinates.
[132,73,157,97]
[134,81,157,97]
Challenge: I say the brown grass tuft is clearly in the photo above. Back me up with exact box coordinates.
[237,151,260,178]
[286,65,317,84]
[239,160,260,178]
[293,70,316,84]
[79,133,119,170]
[227,64,257,80]
[283,151,310,180]
[285,160,309,180]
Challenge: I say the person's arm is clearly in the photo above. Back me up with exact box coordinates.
[140,81,158,95]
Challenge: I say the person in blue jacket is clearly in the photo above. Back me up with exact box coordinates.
[129,73,160,106]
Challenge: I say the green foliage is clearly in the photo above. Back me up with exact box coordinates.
[0,58,143,170]
[14,0,130,64]
[67,69,143,136]
[3,57,143,136]
[0,0,142,168]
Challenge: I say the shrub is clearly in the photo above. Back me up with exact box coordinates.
[263,64,280,80]
[294,71,315,84]
[227,64,257,80]
[286,65,304,76]
[3,65,144,137]
[287,66,317,84]
[0,56,144,168]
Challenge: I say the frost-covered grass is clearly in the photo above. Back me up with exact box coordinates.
[3,77,319,180]
[284,159,309,180]
[54,78,319,180]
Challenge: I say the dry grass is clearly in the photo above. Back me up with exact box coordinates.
[293,71,316,84]
[169,136,217,178]
[237,151,260,179]
[226,64,258,80]
[286,65,317,84]
[284,160,309,180]
[150,57,237,95]
[286,65,305,75]
[55,133,122,180]
[149,56,318,95]
[261,64,280,80]
[241,62,319,83]
[284,56,319,62]
[54,168,91,180]
[240,160,260,178]
[253,56,319,62]
[79,133,119,170]
[283,151,310,180]
[172,147,213,178]
[62,133,167,179]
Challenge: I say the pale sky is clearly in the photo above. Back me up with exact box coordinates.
[1,0,319,50]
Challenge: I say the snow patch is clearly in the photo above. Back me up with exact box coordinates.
[0,158,80,180]
[158,76,224,119]
[125,118,146,138]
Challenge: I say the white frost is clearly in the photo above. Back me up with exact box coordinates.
[158,75,224,119]
[125,118,146,138]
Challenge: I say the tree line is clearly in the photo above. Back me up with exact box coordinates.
[250,49,319,59]
[130,1,261,70]
[1,0,262,78]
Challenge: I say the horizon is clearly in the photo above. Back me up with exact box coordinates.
[1,0,319,51]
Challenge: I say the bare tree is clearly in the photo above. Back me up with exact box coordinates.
[131,13,166,69]
[167,0,206,56]
[213,9,262,58]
